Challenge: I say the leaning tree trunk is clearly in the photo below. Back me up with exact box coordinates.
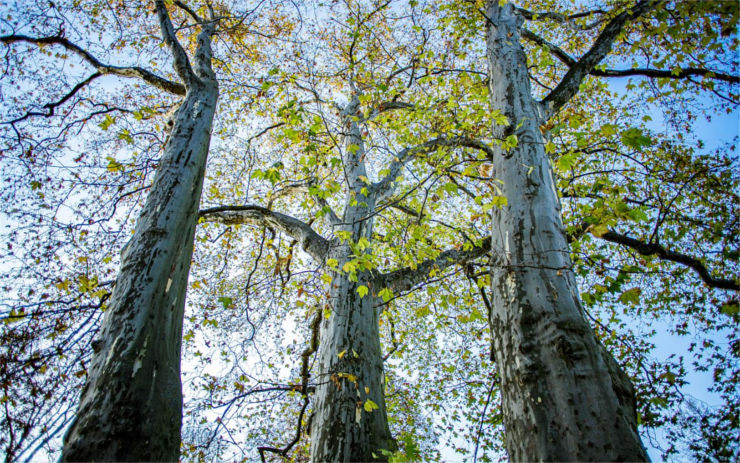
[484,3,649,461]
[309,97,394,462]
[61,20,219,461]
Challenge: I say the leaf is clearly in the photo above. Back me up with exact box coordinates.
[720,302,739,317]
[99,114,115,131]
[588,224,610,237]
[619,288,641,305]
[4,309,26,324]
[106,156,124,173]
[620,127,652,150]
[217,296,233,309]
[557,153,577,171]
[117,129,133,144]
[357,285,368,298]
[363,398,379,412]
[378,287,393,303]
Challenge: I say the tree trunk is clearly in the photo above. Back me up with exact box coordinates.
[309,97,394,462]
[61,79,218,461]
[484,3,649,461]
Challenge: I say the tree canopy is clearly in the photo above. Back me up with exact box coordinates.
[0,0,737,461]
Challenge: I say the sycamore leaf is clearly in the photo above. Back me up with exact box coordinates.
[621,127,652,150]
[364,398,379,412]
[357,285,368,298]
[378,287,393,303]
[619,288,641,305]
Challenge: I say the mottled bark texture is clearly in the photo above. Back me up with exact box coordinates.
[309,97,394,462]
[485,2,649,461]
[61,4,218,461]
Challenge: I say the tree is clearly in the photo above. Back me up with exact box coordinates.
[2,0,220,460]
[0,0,737,462]
[482,1,653,460]
[0,0,282,460]
[470,0,737,459]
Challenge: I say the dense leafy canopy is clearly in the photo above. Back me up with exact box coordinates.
[0,0,737,461]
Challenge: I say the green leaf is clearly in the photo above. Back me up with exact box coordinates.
[217,296,233,309]
[357,285,368,298]
[363,399,379,412]
[620,127,652,150]
[619,288,641,305]
[720,302,739,317]
[117,129,133,144]
[99,114,115,131]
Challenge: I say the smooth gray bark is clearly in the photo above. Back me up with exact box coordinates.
[309,97,394,462]
[484,2,649,461]
[61,5,218,461]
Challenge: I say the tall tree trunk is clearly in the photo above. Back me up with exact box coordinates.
[484,3,649,461]
[309,97,394,462]
[61,39,219,463]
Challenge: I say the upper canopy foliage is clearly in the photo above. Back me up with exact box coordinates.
[0,0,737,461]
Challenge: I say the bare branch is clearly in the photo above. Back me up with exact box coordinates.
[199,205,330,263]
[360,100,414,123]
[596,230,739,291]
[0,35,185,95]
[591,67,739,84]
[521,28,575,66]
[268,178,341,227]
[542,0,662,117]
[4,72,102,125]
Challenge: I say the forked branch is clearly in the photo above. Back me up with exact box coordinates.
[541,0,661,117]
[372,136,495,200]
[0,35,186,95]
[522,29,739,85]
[154,0,198,86]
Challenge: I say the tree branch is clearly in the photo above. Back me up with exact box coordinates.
[268,178,341,227]
[154,0,198,86]
[199,205,330,263]
[377,236,491,294]
[596,230,738,291]
[360,100,414,123]
[371,136,495,200]
[541,0,661,117]
[521,29,738,85]
[0,35,186,95]
[516,6,608,30]
[591,67,739,84]
[4,72,103,125]
[521,28,575,66]
[174,0,204,24]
